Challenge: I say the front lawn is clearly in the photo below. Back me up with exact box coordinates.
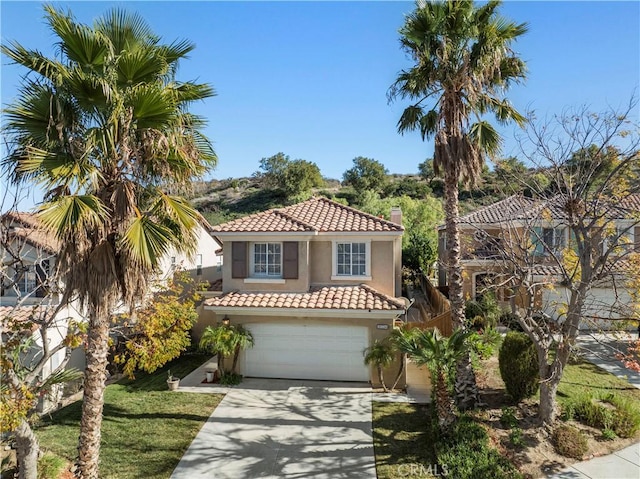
[36,354,222,479]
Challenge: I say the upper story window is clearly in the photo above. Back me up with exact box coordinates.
[332,241,371,279]
[602,226,634,254]
[532,227,566,256]
[251,242,282,277]
[196,254,203,276]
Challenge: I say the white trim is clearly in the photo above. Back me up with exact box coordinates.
[213,232,316,239]
[331,240,371,278]
[330,275,372,281]
[243,278,286,284]
[203,306,403,319]
[318,232,401,240]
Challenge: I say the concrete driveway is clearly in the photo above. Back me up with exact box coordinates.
[170,378,376,479]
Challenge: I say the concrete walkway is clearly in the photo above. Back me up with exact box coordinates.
[548,443,640,479]
[577,333,640,390]
[548,333,640,478]
[171,376,376,479]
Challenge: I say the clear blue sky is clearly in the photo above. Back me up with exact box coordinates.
[1,1,639,209]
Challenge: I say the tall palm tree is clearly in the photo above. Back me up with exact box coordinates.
[395,327,469,429]
[363,339,395,392]
[388,0,527,410]
[2,6,216,478]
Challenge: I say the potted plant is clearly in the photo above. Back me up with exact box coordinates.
[167,370,180,391]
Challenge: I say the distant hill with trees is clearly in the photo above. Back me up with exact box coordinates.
[188,154,546,274]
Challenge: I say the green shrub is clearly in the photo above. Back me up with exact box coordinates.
[553,424,588,459]
[601,428,617,441]
[436,416,523,479]
[500,407,518,429]
[509,427,525,449]
[565,392,640,438]
[465,301,484,321]
[38,452,66,479]
[499,311,523,332]
[498,332,539,402]
[469,328,501,360]
[219,372,243,386]
[479,293,500,328]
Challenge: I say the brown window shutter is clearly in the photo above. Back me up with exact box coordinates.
[282,241,298,279]
[231,242,247,278]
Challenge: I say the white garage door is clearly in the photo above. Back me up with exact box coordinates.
[243,323,370,382]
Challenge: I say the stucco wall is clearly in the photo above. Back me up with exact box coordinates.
[158,224,222,284]
[308,240,396,297]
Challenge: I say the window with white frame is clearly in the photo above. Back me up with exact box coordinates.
[251,243,282,277]
[604,226,634,253]
[196,254,203,276]
[16,266,36,294]
[335,242,368,276]
[533,227,566,255]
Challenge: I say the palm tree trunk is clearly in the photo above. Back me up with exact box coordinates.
[435,369,456,429]
[443,167,480,411]
[391,353,406,391]
[217,353,225,374]
[15,419,38,479]
[232,346,240,374]
[377,366,388,392]
[77,305,110,479]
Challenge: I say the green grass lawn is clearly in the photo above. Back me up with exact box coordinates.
[36,354,223,479]
[373,402,438,479]
[559,359,640,403]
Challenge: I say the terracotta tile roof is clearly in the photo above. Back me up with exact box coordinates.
[1,212,61,253]
[211,197,403,234]
[0,306,43,333]
[454,193,640,227]
[207,279,223,291]
[456,195,538,225]
[204,284,405,311]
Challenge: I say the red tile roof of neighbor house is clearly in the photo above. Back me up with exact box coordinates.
[0,306,43,333]
[1,212,61,253]
[204,285,405,311]
[451,193,640,227]
[211,197,404,234]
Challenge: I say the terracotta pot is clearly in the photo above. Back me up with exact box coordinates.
[167,377,180,391]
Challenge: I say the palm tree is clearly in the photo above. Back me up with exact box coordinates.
[363,339,395,392]
[200,324,254,375]
[388,0,527,410]
[200,325,237,374]
[2,6,216,478]
[230,325,254,374]
[395,327,470,429]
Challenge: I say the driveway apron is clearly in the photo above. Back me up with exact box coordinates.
[171,381,376,479]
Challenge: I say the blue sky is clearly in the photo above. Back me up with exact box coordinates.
[1,1,639,209]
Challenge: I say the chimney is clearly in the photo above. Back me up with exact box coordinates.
[390,207,402,226]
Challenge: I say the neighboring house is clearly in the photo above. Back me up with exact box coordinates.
[198,197,407,386]
[437,194,640,329]
[1,212,85,411]
[157,219,223,285]
[1,211,221,410]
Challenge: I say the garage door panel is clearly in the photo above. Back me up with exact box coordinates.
[243,323,369,382]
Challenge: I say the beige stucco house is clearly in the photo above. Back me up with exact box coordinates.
[198,197,408,387]
[437,194,640,329]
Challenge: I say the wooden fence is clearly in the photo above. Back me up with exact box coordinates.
[413,270,453,336]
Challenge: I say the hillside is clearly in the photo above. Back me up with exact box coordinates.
[189,174,512,227]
